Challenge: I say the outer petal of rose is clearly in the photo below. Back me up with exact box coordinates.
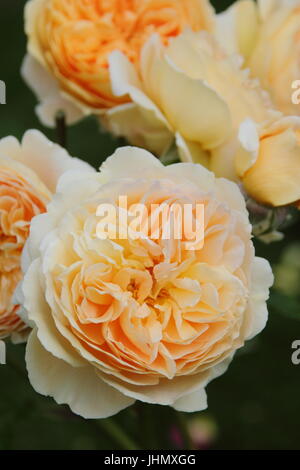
[36,94,85,129]
[20,214,54,274]
[21,54,85,127]
[12,281,34,329]
[0,134,22,160]
[26,330,134,419]
[158,56,231,150]
[165,30,274,127]
[236,119,260,177]
[98,354,233,407]
[172,355,233,411]
[22,258,85,366]
[0,130,94,193]
[11,328,30,345]
[99,150,218,207]
[100,146,163,181]
[21,130,94,193]
[215,178,249,221]
[109,50,170,130]
[110,37,231,151]
[209,134,239,182]
[167,162,214,194]
[173,388,207,412]
[240,120,300,206]
[98,368,212,406]
[103,103,173,155]
[167,160,250,224]
[21,173,100,270]
[175,133,210,167]
[244,257,274,340]
[216,0,259,58]
[24,0,46,62]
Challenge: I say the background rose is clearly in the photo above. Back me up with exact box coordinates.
[105,30,274,158]
[22,0,215,126]
[0,130,93,342]
[107,27,300,208]
[21,146,273,418]
[105,29,292,207]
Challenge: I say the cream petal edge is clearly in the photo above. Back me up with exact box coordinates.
[26,330,135,419]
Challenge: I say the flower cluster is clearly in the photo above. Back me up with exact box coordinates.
[23,0,300,208]
[2,0,300,419]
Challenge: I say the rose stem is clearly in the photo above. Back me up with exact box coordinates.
[96,418,140,450]
[55,110,67,149]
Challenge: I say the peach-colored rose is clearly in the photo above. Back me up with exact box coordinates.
[20,146,273,418]
[0,130,93,341]
[105,29,276,157]
[22,0,215,126]
[106,28,300,208]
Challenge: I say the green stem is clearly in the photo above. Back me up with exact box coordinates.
[55,110,67,149]
[97,418,140,450]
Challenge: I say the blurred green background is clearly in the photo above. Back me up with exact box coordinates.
[1,0,300,450]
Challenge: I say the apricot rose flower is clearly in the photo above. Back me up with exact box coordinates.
[20,146,273,418]
[0,130,92,341]
[22,0,214,126]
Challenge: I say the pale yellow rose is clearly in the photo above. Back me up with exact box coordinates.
[108,27,300,208]
[22,0,214,126]
[105,29,288,199]
[0,130,93,341]
[235,117,300,206]
[217,0,300,116]
[20,146,273,418]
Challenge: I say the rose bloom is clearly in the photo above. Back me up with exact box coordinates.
[22,0,214,126]
[20,146,273,418]
[217,0,300,116]
[105,30,275,156]
[0,130,92,341]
